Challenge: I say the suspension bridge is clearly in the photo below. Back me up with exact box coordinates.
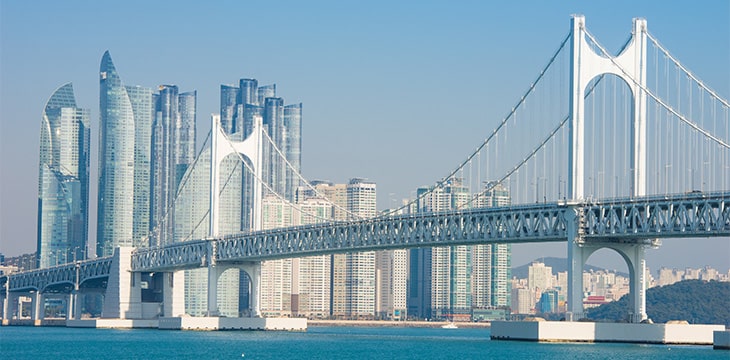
[1,15,728,331]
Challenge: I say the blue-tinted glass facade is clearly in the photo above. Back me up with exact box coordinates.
[37,83,90,267]
[150,85,197,246]
[98,51,153,255]
[284,103,302,201]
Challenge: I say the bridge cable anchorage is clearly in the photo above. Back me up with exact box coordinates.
[259,128,362,220]
[583,29,730,150]
[381,31,573,217]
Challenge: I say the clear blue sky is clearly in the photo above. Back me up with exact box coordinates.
[1,0,728,272]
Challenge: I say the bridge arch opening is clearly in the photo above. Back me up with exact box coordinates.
[576,243,647,323]
[582,73,635,199]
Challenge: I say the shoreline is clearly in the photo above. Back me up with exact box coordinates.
[308,319,491,328]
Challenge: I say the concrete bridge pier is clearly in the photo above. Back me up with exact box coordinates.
[66,292,76,320]
[206,264,220,317]
[206,262,261,318]
[1,289,7,324]
[162,271,185,317]
[239,262,262,317]
[568,233,654,323]
[31,291,43,324]
[101,247,143,319]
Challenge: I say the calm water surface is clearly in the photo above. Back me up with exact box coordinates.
[1,325,725,359]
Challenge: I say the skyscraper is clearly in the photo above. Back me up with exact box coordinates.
[37,83,90,268]
[150,85,197,246]
[343,178,377,318]
[126,85,153,249]
[98,51,153,256]
[408,179,512,320]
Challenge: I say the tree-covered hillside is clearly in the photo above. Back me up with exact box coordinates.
[587,280,730,326]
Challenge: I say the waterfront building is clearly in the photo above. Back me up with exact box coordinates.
[511,287,534,315]
[528,262,553,302]
[480,182,512,308]
[344,179,377,318]
[409,178,471,321]
[375,249,408,320]
[259,195,294,317]
[292,197,332,318]
[149,85,197,247]
[37,83,90,268]
[408,179,512,320]
[125,85,154,249]
[97,51,154,256]
[538,289,559,313]
[283,103,302,201]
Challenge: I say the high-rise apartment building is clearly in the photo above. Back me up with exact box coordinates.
[37,83,90,268]
[176,79,301,316]
[408,179,512,320]
[97,51,153,256]
[125,85,153,249]
[343,178,377,318]
[479,182,512,308]
[528,261,553,302]
[150,85,196,246]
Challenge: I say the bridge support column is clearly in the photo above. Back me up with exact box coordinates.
[163,271,185,317]
[206,265,222,317]
[568,237,651,323]
[567,239,590,320]
[1,288,7,324]
[240,262,261,317]
[608,242,648,323]
[101,247,142,319]
[31,291,43,324]
[66,292,75,320]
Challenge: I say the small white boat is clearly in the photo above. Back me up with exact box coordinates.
[441,322,458,329]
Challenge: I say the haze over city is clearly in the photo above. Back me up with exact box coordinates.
[1,0,728,273]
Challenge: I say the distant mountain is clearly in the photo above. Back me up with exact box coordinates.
[511,257,629,279]
[587,280,730,326]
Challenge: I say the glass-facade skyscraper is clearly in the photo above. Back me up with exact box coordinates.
[150,85,197,246]
[407,178,512,320]
[37,83,90,268]
[98,51,153,256]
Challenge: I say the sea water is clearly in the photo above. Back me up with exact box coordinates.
[0,325,725,359]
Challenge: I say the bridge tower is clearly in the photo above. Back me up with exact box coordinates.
[207,114,263,317]
[566,15,652,322]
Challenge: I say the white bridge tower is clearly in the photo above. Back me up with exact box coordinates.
[566,15,653,323]
[207,114,264,317]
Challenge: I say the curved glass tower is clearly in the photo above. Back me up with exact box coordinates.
[37,83,90,267]
[98,51,143,256]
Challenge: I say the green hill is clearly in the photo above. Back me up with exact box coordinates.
[587,280,730,326]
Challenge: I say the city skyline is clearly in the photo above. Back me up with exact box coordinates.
[1,1,729,271]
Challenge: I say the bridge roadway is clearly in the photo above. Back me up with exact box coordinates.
[2,191,729,292]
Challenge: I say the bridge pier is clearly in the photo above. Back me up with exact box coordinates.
[205,262,261,317]
[239,262,262,317]
[568,237,652,323]
[163,271,185,317]
[66,292,75,320]
[206,264,221,317]
[101,247,143,319]
[1,288,7,324]
[31,291,42,324]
